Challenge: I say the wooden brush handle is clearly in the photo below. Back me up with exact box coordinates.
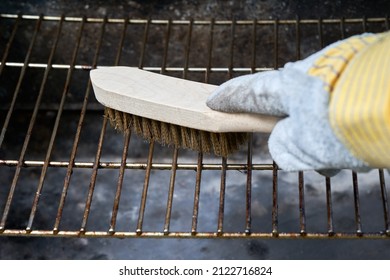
[90,67,279,133]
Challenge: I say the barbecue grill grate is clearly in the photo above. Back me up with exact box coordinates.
[0,14,390,239]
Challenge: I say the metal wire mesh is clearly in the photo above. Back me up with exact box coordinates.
[0,14,390,238]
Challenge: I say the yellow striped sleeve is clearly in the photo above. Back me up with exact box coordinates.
[308,34,379,94]
[329,33,390,166]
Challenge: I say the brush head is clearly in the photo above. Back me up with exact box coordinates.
[90,67,278,133]
[105,107,248,157]
[90,67,278,156]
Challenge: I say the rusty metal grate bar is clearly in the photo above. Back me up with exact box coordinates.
[0,14,390,239]
[1,13,390,24]
[0,160,274,170]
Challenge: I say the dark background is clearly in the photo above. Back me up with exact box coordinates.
[3,0,390,19]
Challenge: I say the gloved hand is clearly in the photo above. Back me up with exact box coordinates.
[207,32,390,176]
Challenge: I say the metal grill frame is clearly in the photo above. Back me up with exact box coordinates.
[0,14,390,239]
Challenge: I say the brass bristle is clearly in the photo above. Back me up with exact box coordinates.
[189,129,200,152]
[132,115,143,135]
[170,123,181,147]
[219,134,229,157]
[160,121,170,145]
[199,130,210,154]
[151,119,161,140]
[105,107,116,128]
[210,133,221,156]
[180,126,191,149]
[104,108,248,157]
[141,117,152,140]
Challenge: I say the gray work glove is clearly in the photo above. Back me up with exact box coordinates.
[206,37,373,177]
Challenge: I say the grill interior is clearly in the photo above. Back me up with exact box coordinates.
[0,14,390,239]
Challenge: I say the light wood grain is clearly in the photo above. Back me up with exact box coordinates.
[90,67,279,133]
